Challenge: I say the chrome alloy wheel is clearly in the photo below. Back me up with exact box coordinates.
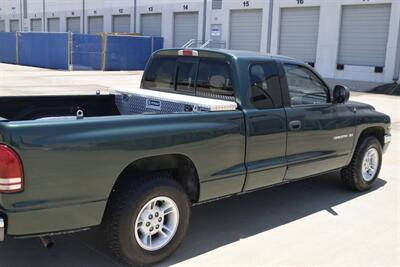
[134,196,179,251]
[361,148,379,182]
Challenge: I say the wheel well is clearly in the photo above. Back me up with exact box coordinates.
[358,127,385,148]
[112,154,200,203]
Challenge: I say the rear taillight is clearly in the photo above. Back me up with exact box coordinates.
[0,145,24,193]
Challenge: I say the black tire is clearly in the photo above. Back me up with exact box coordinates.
[104,173,191,266]
[341,136,382,191]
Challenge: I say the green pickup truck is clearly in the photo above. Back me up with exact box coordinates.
[0,49,391,266]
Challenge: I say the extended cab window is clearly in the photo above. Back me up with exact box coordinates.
[142,57,177,90]
[249,62,282,109]
[196,60,234,100]
[283,64,329,106]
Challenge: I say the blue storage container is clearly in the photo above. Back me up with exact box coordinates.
[105,35,158,71]
[0,32,17,64]
[18,32,69,70]
[71,34,103,70]
[152,37,164,52]
[1,32,163,71]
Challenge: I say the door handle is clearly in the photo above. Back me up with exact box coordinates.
[289,120,302,131]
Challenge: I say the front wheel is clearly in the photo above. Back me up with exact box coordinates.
[341,136,382,191]
[104,174,190,266]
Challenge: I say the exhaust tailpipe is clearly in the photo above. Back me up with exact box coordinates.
[40,236,54,248]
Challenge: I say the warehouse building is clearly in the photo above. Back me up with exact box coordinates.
[0,0,399,85]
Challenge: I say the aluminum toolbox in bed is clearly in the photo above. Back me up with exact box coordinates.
[112,88,237,115]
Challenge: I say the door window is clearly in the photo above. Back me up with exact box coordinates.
[283,64,329,106]
[249,63,282,109]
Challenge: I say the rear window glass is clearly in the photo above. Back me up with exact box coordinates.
[142,57,177,90]
[176,61,197,93]
[142,56,235,100]
[196,60,234,100]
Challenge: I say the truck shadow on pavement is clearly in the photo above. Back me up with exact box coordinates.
[0,172,386,267]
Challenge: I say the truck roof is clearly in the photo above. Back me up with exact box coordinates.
[155,48,304,65]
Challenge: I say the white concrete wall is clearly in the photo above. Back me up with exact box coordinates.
[271,0,400,83]
[137,0,205,48]
[85,0,134,33]
[26,0,43,31]
[1,0,399,83]
[0,0,22,32]
[0,1,6,30]
[45,0,84,33]
[207,0,270,52]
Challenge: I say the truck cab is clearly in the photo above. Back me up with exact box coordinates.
[141,49,389,192]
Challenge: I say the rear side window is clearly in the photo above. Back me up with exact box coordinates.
[142,57,177,90]
[249,62,282,109]
[196,60,234,100]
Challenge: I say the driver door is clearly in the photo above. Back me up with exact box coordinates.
[282,63,355,180]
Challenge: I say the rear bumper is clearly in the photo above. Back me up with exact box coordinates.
[0,200,106,238]
[383,134,391,153]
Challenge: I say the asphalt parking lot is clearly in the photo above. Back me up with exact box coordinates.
[0,63,399,266]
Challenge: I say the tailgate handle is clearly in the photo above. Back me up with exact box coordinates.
[289,120,302,131]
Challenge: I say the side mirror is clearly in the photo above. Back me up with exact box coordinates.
[332,85,350,104]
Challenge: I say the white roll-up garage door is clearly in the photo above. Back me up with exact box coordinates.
[141,13,162,37]
[88,16,104,34]
[112,15,131,33]
[47,18,60,32]
[10,20,19,32]
[338,4,391,67]
[0,20,5,32]
[31,18,42,32]
[229,9,263,52]
[279,7,320,64]
[66,17,80,33]
[173,12,198,48]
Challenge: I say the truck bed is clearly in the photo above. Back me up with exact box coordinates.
[0,106,246,235]
[0,95,120,121]
[0,89,238,122]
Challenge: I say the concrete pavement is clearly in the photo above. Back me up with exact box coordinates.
[0,63,399,266]
[0,63,143,96]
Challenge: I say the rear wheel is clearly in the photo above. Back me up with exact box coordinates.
[134,196,180,252]
[341,136,382,191]
[104,174,190,266]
